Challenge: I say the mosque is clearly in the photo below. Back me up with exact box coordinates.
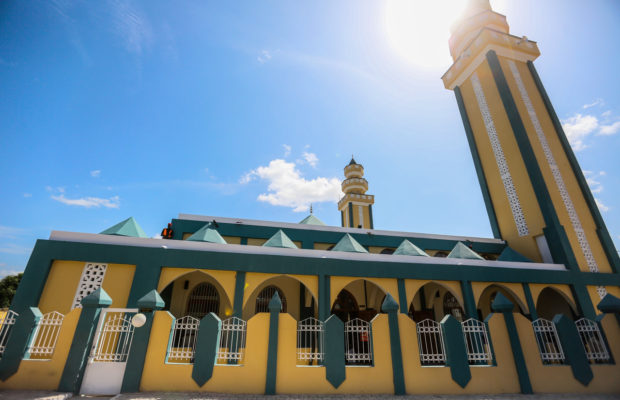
[0,0,619,396]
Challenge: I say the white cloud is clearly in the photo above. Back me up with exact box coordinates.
[595,198,610,212]
[584,170,605,194]
[90,169,101,177]
[0,243,31,255]
[257,50,272,64]
[302,152,319,167]
[109,0,153,55]
[561,113,599,151]
[599,121,620,136]
[282,144,291,157]
[0,226,26,239]
[23,193,32,198]
[601,110,612,118]
[583,99,604,109]
[51,194,120,208]
[240,159,342,212]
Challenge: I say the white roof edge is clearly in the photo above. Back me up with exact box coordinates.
[177,214,505,245]
[48,230,565,272]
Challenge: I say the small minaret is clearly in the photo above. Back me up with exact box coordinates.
[338,157,374,229]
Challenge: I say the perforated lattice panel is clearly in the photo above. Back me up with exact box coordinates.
[72,263,107,309]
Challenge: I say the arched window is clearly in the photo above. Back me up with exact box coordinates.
[186,282,220,319]
[255,286,287,313]
[331,289,359,322]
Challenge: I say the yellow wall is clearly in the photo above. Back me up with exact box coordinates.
[247,238,267,246]
[0,308,80,390]
[38,261,135,314]
[221,236,241,244]
[140,311,269,393]
[313,242,334,250]
[516,312,620,393]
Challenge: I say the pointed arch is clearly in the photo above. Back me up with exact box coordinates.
[409,281,465,322]
[331,279,387,322]
[476,283,528,319]
[536,286,578,320]
[242,275,318,321]
[158,269,232,319]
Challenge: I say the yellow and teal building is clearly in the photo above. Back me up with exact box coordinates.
[1,0,619,396]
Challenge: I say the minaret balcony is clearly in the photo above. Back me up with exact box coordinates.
[342,178,368,193]
[344,163,364,178]
[338,193,374,209]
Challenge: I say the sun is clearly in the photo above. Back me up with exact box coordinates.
[383,0,468,70]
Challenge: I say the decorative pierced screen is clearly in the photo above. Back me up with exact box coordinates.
[471,72,529,237]
[507,60,602,287]
[71,263,108,309]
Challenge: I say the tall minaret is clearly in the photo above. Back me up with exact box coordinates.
[338,157,374,229]
[443,1,619,285]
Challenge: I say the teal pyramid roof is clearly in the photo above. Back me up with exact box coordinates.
[186,223,227,244]
[263,230,298,249]
[447,242,484,260]
[299,214,326,226]
[332,234,368,253]
[497,246,532,263]
[393,240,429,257]
[100,217,148,238]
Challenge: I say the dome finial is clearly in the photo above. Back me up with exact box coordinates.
[310,203,313,214]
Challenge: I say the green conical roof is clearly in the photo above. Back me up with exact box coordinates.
[186,223,227,244]
[263,230,298,249]
[393,240,429,257]
[497,246,532,263]
[299,214,326,226]
[100,217,148,238]
[331,233,368,253]
[447,242,484,260]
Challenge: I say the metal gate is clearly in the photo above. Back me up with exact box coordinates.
[80,308,137,395]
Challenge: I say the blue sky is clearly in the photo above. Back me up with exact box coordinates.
[1,0,619,277]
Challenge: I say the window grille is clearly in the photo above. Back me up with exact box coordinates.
[167,316,200,363]
[92,312,135,362]
[416,319,445,366]
[344,318,372,365]
[297,318,324,363]
[186,283,220,319]
[255,286,286,313]
[0,310,18,358]
[217,317,247,365]
[72,263,107,309]
[532,318,565,364]
[28,311,64,360]
[462,318,493,365]
[575,318,610,363]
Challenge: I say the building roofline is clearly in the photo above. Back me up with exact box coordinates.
[177,213,505,245]
[48,230,564,272]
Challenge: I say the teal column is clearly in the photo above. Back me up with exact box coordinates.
[397,278,407,314]
[440,314,471,388]
[368,204,374,230]
[192,313,222,386]
[240,237,248,245]
[597,293,620,328]
[126,262,162,308]
[553,314,592,386]
[382,294,406,395]
[0,307,42,380]
[318,274,330,322]
[348,203,354,228]
[121,290,165,393]
[460,280,477,319]
[571,284,596,320]
[58,288,112,393]
[323,315,346,388]
[265,291,282,395]
[491,293,532,394]
[233,271,246,318]
[522,283,538,320]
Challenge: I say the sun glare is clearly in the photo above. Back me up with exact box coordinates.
[384,0,468,70]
